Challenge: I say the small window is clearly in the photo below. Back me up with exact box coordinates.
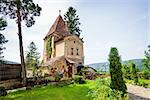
[71,48,74,55]
[77,49,79,55]
[74,41,76,43]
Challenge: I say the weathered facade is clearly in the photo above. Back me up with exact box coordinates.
[41,15,84,79]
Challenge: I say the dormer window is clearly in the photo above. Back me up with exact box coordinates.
[71,48,74,55]
[77,49,79,55]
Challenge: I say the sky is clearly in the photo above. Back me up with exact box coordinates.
[1,0,149,65]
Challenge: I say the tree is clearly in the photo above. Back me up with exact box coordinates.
[0,18,8,63]
[122,64,131,79]
[108,47,127,94]
[142,45,150,70]
[130,62,138,84]
[0,0,42,85]
[0,33,8,63]
[64,7,81,37]
[25,41,40,77]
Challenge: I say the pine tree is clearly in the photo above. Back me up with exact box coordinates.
[25,41,40,77]
[0,33,8,63]
[108,47,127,94]
[0,18,8,63]
[142,45,150,70]
[64,7,81,37]
[0,0,42,85]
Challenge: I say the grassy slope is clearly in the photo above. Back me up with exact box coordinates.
[1,81,95,100]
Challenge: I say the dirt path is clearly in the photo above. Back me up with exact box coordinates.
[127,84,150,100]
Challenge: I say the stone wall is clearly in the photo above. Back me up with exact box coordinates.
[65,35,84,65]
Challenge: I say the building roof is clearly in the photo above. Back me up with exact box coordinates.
[41,56,82,67]
[44,15,69,40]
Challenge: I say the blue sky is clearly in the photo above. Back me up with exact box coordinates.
[2,0,149,65]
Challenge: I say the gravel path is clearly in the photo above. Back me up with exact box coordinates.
[127,84,150,100]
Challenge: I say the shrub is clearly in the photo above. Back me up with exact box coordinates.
[88,78,128,100]
[73,75,86,84]
[108,47,127,94]
[56,80,72,87]
[0,87,7,96]
[142,70,150,79]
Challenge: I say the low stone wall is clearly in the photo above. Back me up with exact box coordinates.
[0,79,22,89]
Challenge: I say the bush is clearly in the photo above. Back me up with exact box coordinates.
[73,75,86,84]
[56,80,73,87]
[142,70,150,79]
[88,78,128,100]
[0,87,7,96]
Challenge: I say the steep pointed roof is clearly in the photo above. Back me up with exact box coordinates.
[44,15,68,40]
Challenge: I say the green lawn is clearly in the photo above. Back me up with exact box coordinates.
[0,81,95,100]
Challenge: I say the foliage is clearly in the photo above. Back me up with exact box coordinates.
[141,70,150,79]
[0,18,8,63]
[142,45,150,70]
[130,63,138,84]
[64,7,81,37]
[55,80,73,87]
[0,0,42,84]
[46,37,52,58]
[108,47,127,94]
[122,64,131,79]
[25,41,40,77]
[54,73,63,82]
[125,78,150,88]
[0,33,8,62]
[0,86,7,96]
[88,78,128,100]
[74,75,86,84]
[0,0,41,27]
[0,18,7,30]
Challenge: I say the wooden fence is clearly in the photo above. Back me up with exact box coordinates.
[0,64,21,81]
[0,64,22,89]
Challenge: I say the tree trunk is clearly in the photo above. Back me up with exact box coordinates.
[16,2,26,86]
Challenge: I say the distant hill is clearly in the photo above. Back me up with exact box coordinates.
[87,59,144,72]
[0,60,19,64]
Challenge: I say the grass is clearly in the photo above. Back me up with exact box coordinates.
[0,81,95,100]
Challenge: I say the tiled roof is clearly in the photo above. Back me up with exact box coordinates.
[44,15,69,40]
[41,56,65,67]
[41,56,82,67]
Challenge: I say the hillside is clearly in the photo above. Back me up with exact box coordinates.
[87,59,144,72]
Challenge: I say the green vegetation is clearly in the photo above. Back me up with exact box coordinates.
[0,33,8,63]
[142,45,150,70]
[46,37,52,58]
[88,78,128,100]
[64,7,81,37]
[25,41,40,77]
[0,0,42,84]
[0,81,95,100]
[122,62,139,84]
[0,18,8,63]
[122,62,150,88]
[73,75,86,84]
[108,47,127,94]
[130,63,138,84]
